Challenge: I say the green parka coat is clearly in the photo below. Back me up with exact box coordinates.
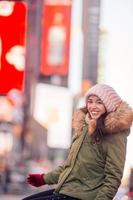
[44,102,133,200]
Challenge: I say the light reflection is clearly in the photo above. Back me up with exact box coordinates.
[6,45,25,71]
[0,1,15,16]
[0,132,13,155]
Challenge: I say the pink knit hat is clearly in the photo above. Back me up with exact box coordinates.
[85,84,122,113]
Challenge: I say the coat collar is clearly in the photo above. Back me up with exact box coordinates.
[72,102,133,135]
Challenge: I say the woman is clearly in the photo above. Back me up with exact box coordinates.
[23,84,133,200]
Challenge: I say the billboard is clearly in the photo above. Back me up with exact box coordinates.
[0,2,26,94]
[33,83,73,149]
[41,1,71,76]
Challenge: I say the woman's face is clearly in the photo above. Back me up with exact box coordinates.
[87,95,106,120]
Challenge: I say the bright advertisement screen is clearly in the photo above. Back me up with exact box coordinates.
[41,2,71,76]
[0,1,27,94]
[33,83,73,149]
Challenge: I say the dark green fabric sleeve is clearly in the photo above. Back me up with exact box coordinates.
[44,165,64,185]
[95,130,128,200]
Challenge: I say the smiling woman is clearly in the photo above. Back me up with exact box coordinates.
[23,84,133,200]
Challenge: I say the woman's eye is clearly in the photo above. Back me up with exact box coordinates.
[97,101,102,104]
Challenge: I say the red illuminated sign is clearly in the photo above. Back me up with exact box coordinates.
[0,2,26,94]
[41,2,71,76]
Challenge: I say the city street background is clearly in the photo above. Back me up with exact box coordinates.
[0,0,133,199]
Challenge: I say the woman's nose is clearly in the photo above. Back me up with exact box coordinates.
[91,103,97,108]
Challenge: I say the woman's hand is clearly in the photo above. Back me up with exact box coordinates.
[27,173,46,187]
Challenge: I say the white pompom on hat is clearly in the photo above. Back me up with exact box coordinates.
[85,84,122,113]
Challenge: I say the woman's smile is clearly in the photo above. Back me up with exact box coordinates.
[87,95,106,120]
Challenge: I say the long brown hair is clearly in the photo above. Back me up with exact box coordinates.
[92,112,107,143]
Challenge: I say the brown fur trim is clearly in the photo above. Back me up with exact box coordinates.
[72,110,86,136]
[105,102,133,133]
[73,102,133,135]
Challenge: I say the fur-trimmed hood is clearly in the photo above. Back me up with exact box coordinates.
[72,102,133,135]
